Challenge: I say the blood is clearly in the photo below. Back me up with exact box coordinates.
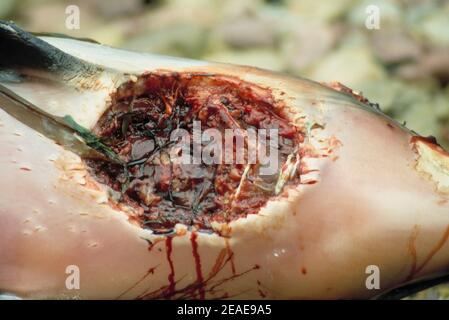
[146,238,164,251]
[225,238,236,275]
[116,265,158,299]
[405,225,419,282]
[138,239,260,300]
[165,236,176,297]
[190,232,205,299]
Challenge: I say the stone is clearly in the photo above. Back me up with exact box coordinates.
[214,16,276,49]
[418,5,449,46]
[304,45,387,88]
[123,24,208,58]
[0,0,15,19]
[370,29,422,64]
[286,0,354,22]
[281,22,341,72]
[348,0,402,28]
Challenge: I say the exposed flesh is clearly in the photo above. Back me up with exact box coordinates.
[86,73,303,233]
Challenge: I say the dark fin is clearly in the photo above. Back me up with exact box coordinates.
[0,20,101,81]
[375,274,449,300]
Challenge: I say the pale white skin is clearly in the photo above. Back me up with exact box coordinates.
[0,37,448,299]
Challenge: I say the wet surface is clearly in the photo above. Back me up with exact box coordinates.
[86,73,303,232]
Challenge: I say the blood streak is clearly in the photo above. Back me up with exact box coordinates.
[257,280,266,298]
[225,238,236,275]
[415,225,449,275]
[165,236,176,297]
[405,225,419,282]
[190,232,205,299]
[117,266,157,299]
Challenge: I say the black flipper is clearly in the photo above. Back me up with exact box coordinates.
[0,20,101,80]
[375,274,449,300]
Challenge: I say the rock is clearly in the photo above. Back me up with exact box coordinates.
[417,4,449,46]
[355,79,404,113]
[91,0,143,18]
[408,284,449,300]
[404,0,437,26]
[304,45,387,88]
[219,0,265,19]
[395,63,425,82]
[0,0,15,18]
[281,22,342,72]
[433,93,449,120]
[256,5,304,34]
[141,0,220,31]
[122,24,208,58]
[286,0,355,22]
[214,16,276,49]
[388,82,434,116]
[348,0,402,28]
[23,1,100,39]
[378,81,446,145]
[370,29,422,64]
[395,49,449,85]
[401,98,440,139]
